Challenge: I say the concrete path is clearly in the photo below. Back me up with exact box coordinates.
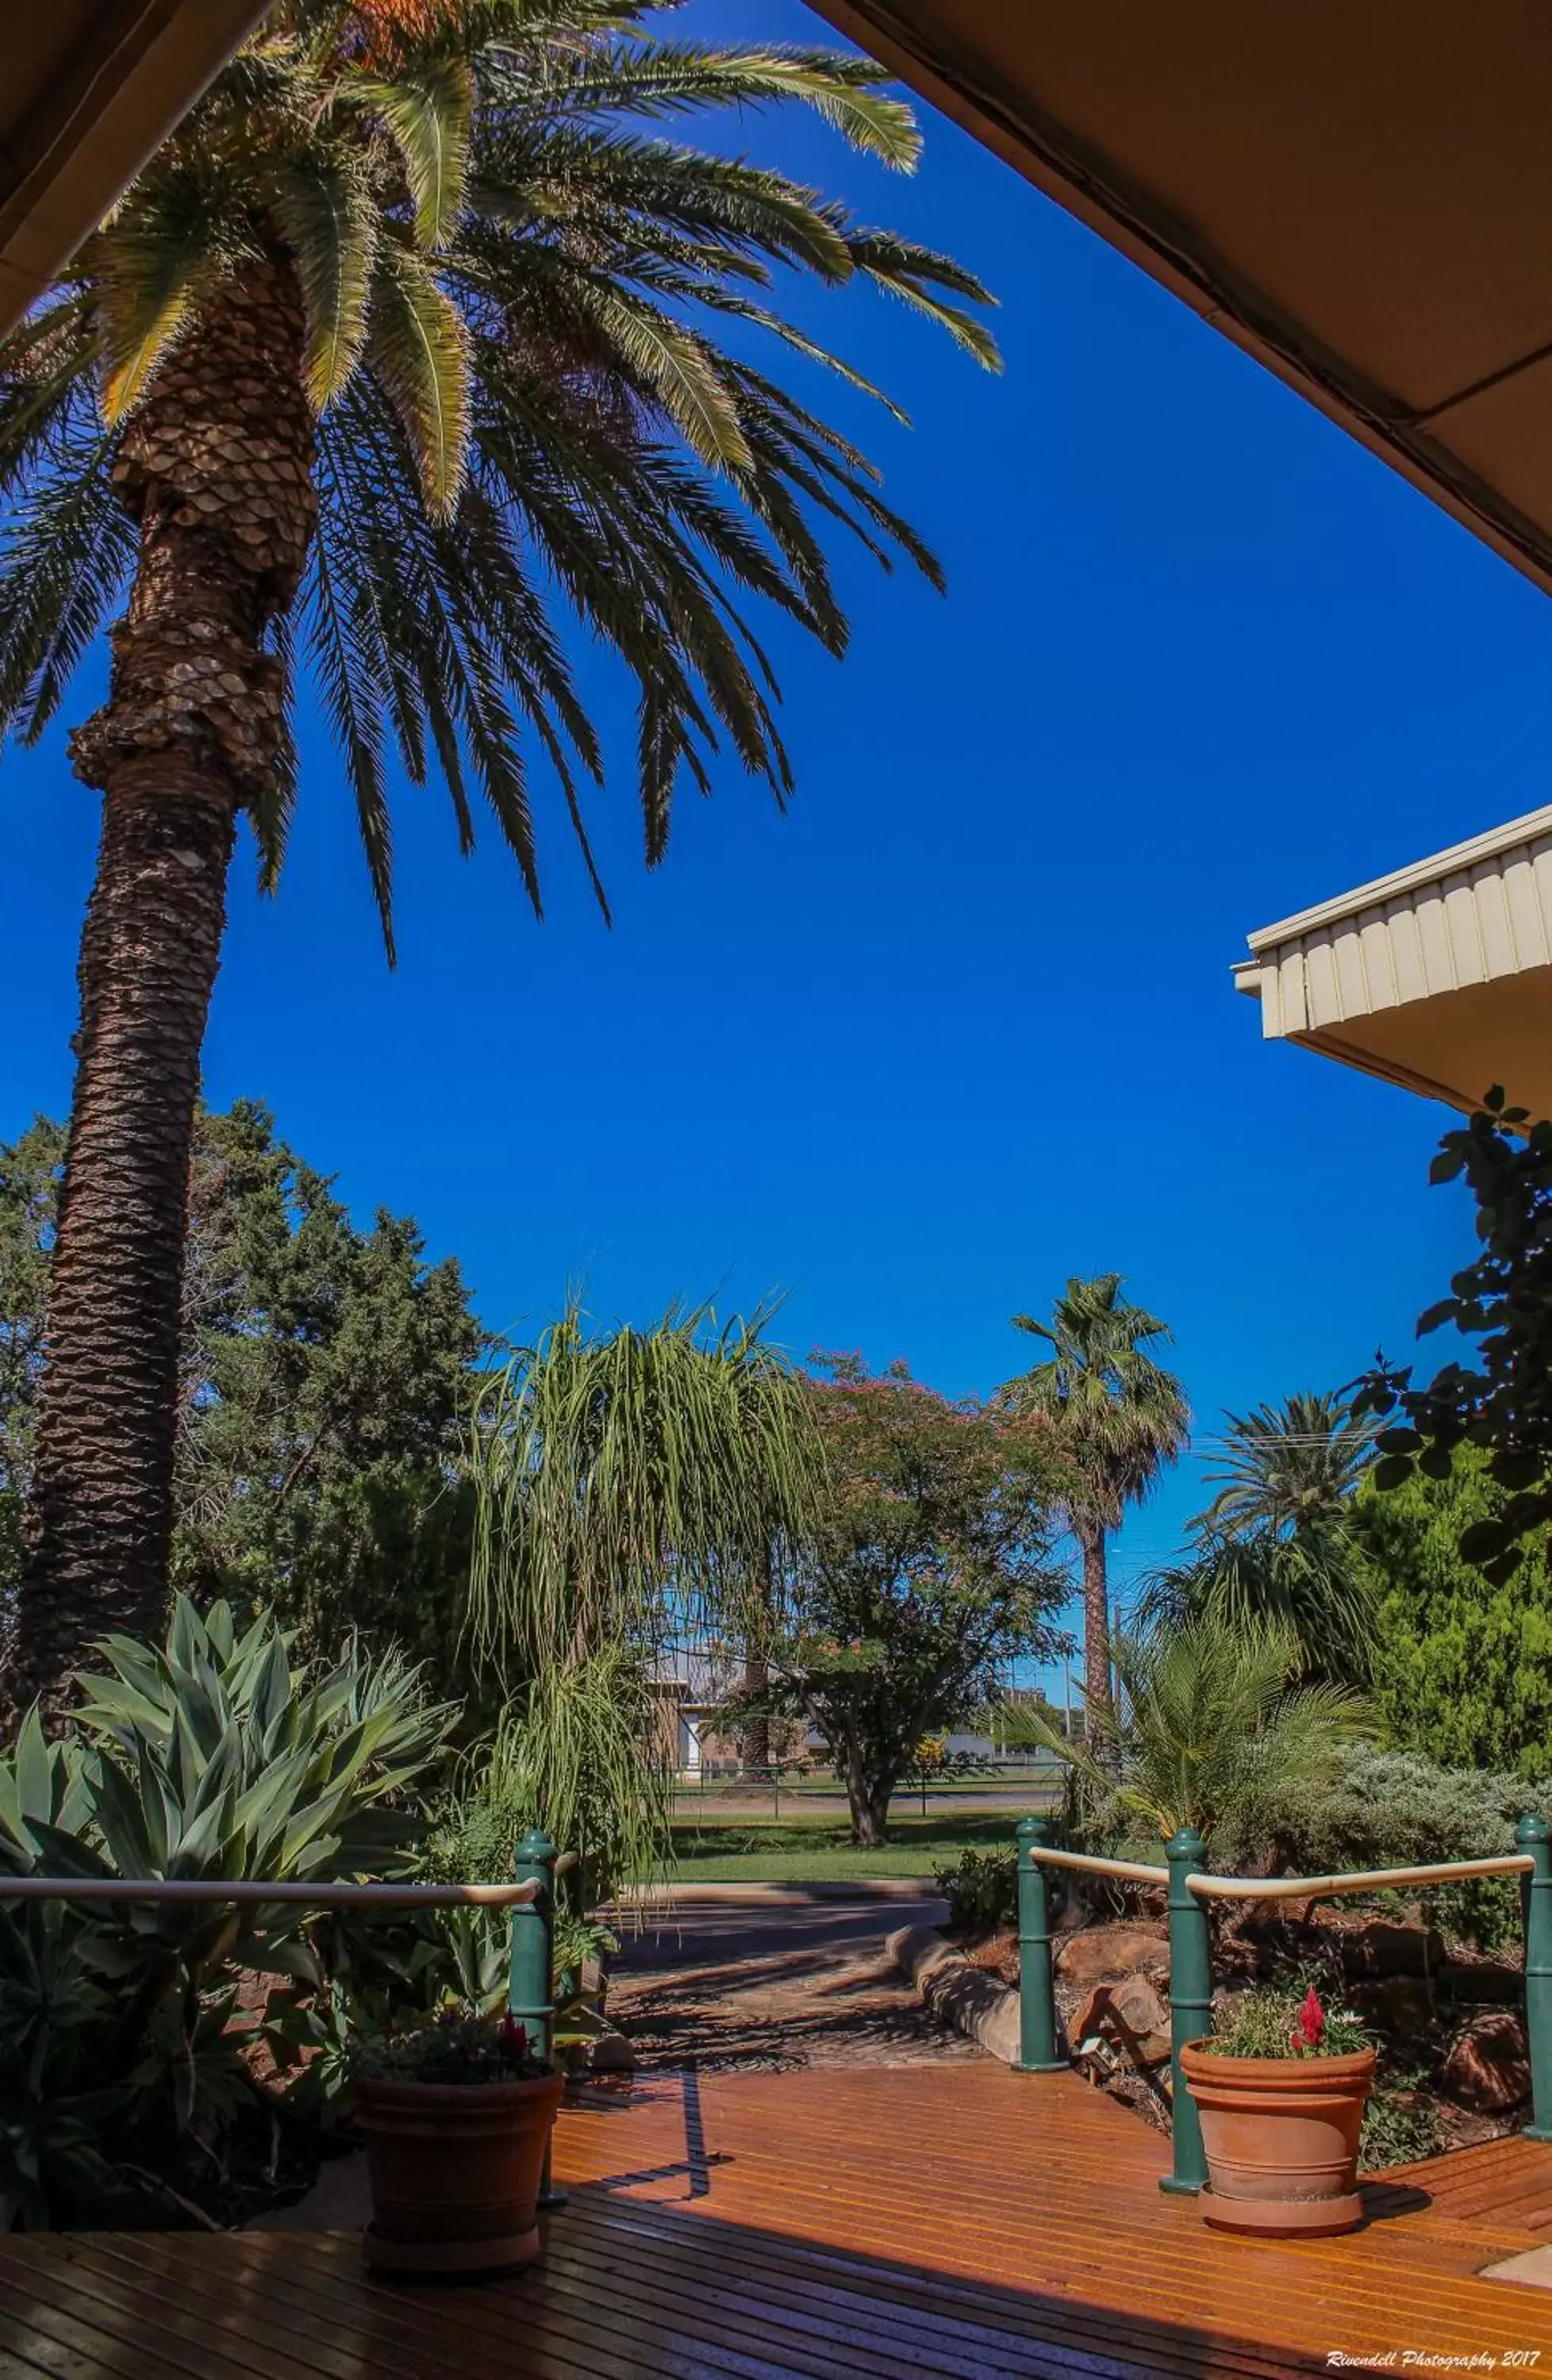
[608,1888,974,2073]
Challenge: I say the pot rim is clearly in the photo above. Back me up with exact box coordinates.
[353,2069,564,2110]
[1181,2037,1376,2086]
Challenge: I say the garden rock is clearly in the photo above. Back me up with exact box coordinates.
[1070,1975,1170,2067]
[586,2030,637,2075]
[1055,1925,1169,1988]
[1339,1922,1445,1981]
[1444,1960,1522,2005]
[1442,2012,1531,2113]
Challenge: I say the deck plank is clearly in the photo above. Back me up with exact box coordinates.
[0,2063,1548,2378]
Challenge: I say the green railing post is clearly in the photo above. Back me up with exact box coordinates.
[509,1827,556,2056]
[1160,1826,1212,2197]
[1519,1811,1552,2143]
[1014,1814,1066,2073]
[510,1828,566,2212]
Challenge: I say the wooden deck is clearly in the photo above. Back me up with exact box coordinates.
[2,2066,1550,2378]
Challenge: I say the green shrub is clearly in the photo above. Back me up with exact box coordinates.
[1265,1749,1546,1873]
[1210,1977,1370,2060]
[1360,2072,1446,2171]
[934,1845,1018,1933]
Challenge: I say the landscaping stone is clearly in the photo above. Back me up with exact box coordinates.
[1443,1959,1523,2004]
[586,2031,637,2075]
[1338,1921,1446,1981]
[888,1925,1025,2064]
[1070,1975,1170,2067]
[1442,2011,1531,2113]
[1054,1925,1169,1988]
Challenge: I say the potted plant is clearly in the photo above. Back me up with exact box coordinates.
[351,2008,563,2278]
[1181,1982,1377,2238]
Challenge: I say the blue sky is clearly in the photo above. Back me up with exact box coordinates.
[6,1,1549,1674]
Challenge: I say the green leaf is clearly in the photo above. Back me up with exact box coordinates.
[367,244,469,516]
[352,59,474,250]
[273,155,378,410]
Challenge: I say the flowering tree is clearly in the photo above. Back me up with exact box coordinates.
[732,1353,1066,1845]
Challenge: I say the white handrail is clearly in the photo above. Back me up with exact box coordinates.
[0,1875,541,1907]
[1026,1848,1170,1886]
[1188,1855,1534,1902]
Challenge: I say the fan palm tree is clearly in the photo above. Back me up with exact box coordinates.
[1002,1275,1188,1719]
[0,0,996,1710]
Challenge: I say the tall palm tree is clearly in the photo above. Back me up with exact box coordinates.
[0,1,995,1710]
[1003,1275,1188,1719]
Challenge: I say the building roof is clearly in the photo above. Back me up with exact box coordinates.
[1234,806,1552,1118]
[0,2,269,336]
[808,2,1552,601]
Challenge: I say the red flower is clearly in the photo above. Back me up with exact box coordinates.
[1289,1987,1324,2055]
[500,2013,528,2059]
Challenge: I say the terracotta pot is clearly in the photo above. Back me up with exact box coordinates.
[354,2070,564,2278]
[1181,2039,1375,2238]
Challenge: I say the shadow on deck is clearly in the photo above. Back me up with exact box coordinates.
[1,2064,1550,2377]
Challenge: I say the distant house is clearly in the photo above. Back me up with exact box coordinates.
[647,1648,744,1779]
[647,1647,822,1779]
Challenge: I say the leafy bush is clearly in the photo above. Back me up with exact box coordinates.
[1210,1979,1370,2060]
[1360,2072,1446,2171]
[0,1598,453,2226]
[1264,1747,1546,1872]
[934,1845,1018,1933]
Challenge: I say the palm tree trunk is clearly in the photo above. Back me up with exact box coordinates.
[1080,1522,1113,1722]
[6,265,315,1720]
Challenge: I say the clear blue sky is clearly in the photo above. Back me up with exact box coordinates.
[5,2,1546,1668]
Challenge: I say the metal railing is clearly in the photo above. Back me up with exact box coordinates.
[1012,1810,1552,2194]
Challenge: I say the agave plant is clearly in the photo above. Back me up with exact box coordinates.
[0,1598,455,2218]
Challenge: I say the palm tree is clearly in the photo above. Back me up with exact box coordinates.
[1000,1614,1374,1863]
[1140,1390,1378,1682]
[1197,1392,1375,1540]
[1003,1275,1188,1720]
[0,2,996,1710]
[465,1296,821,1900]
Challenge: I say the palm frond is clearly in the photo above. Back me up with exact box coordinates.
[351,56,475,248]
[367,242,471,516]
[272,155,380,410]
[0,428,133,742]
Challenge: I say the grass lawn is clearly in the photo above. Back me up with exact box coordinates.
[666,1809,1022,1883]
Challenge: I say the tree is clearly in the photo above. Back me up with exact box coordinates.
[0,1119,62,1621]
[0,2,997,1711]
[1139,1390,1377,1683]
[1010,1615,1374,1864]
[467,1298,820,1900]
[743,1353,1065,1848]
[1357,1091,1552,1583]
[1,1103,486,1704]
[1001,1276,1188,1720]
[1350,1448,1552,1783]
